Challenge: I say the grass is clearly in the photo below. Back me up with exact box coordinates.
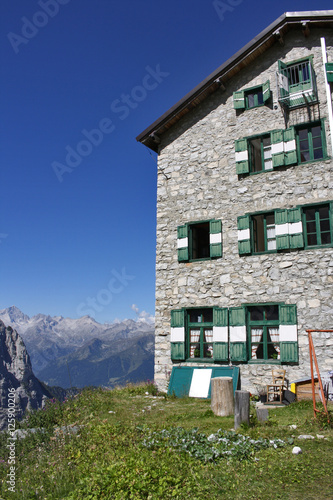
[0,383,332,499]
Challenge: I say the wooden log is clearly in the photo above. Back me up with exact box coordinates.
[234,390,250,429]
[211,377,234,417]
[256,406,269,423]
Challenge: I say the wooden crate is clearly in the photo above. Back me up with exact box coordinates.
[293,378,321,402]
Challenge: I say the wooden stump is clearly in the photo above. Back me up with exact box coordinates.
[256,406,269,423]
[234,390,250,429]
[211,377,234,417]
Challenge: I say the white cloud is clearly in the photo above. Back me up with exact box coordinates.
[131,304,154,324]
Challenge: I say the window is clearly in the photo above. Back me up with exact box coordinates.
[238,202,333,255]
[235,121,326,175]
[170,304,298,364]
[177,220,222,262]
[248,135,272,172]
[277,58,317,107]
[170,307,228,362]
[248,305,280,360]
[233,81,270,110]
[229,303,298,363]
[303,204,332,248]
[188,309,213,359]
[296,123,324,163]
[252,213,276,252]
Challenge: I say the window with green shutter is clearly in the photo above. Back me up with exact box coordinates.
[238,202,332,257]
[235,128,297,176]
[277,57,317,108]
[246,303,298,364]
[177,220,222,262]
[235,120,327,177]
[247,305,280,361]
[233,81,270,110]
[170,304,298,365]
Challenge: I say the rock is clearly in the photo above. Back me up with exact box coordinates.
[289,424,297,429]
[0,321,51,430]
[292,446,302,455]
[297,434,315,439]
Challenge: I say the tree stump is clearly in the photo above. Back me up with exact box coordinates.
[211,377,234,417]
[234,390,250,429]
[256,406,269,423]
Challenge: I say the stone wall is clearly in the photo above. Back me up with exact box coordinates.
[154,28,333,393]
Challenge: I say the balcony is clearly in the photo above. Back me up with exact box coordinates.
[277,59,317,108]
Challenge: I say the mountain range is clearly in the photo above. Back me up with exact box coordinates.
[0,306,154,389]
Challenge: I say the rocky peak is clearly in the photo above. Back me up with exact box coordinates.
[0,321,51,430]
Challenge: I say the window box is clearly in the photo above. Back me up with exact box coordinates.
[277,57,317,108]
[233,81,270,110]
[177,219,222,262]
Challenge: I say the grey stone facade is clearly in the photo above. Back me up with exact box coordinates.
[152,27,333,394]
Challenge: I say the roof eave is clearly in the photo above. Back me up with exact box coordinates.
[136,10,333,152]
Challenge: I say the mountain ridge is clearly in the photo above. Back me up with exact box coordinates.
[0,306,155,389]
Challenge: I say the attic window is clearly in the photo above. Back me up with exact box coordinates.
[233,81,270,110]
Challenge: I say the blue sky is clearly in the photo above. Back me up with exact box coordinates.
[1,0,332,324]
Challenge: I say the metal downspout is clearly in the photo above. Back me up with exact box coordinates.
[321,37,333,157]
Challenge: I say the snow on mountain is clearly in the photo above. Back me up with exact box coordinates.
[0,307,154,376]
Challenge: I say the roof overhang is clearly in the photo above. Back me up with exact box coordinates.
[136,11,333,152]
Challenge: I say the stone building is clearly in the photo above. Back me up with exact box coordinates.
[137,11,333,395]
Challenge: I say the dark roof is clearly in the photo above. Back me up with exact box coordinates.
[136,10,333,152]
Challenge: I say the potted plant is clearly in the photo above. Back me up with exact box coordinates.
[257,387,267,403]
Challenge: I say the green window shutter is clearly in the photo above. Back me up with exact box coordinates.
[171,309,185,327]
[288,208,304,249]
[326,62,333,83]
[209,219,222,258]
[177,225,188,262]
[283,127,297,165]
[235,138,249,174]
[170,309,185,361]
[262,80,271,103]
[237,215,251,255]
[271,130,285,167]
[277,60,289,100]
[213,307,228,361]
[280,304,297,325]
[275,209,290,250]
[279,304,298,363]
[233,90,245,109]
[229,307,247,362]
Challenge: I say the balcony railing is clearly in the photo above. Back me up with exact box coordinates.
[277,61,317,108]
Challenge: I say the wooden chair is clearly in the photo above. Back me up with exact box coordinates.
[266,369,286,403]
